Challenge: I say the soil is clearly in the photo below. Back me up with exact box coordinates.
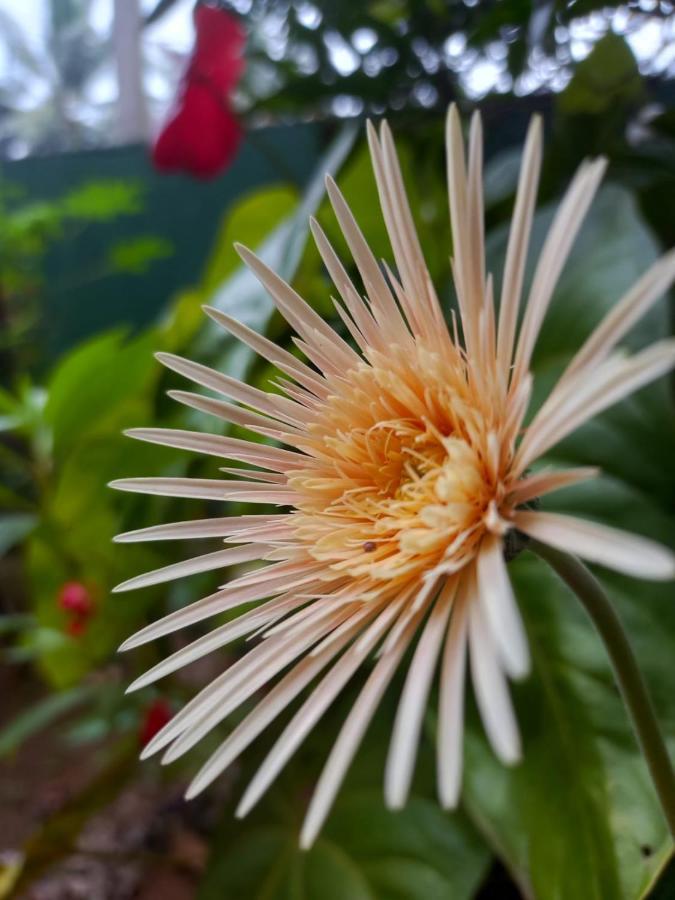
[0,666,208,900]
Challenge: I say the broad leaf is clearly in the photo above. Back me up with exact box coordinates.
[460,175,675,898]
[199,789,489,900]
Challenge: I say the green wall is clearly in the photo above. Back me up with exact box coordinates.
[3,123,320,362]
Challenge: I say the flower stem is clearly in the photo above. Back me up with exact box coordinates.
[530,539,675,838]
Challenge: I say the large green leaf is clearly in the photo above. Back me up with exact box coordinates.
[44,329,158,458]
[463,556,672,900]
[199,789,489,900]
[460,177,675,898]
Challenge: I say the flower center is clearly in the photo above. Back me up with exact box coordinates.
[289,347,502,585]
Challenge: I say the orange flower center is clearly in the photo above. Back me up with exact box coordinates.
[289,344,507,585]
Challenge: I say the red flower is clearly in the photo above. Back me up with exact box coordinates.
[57,581,94,618]
[152,5,245,179]
[140,699,173,748]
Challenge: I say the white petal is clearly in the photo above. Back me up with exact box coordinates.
[156,351,305,426]
[113,544,264,593]
[300,592,427,848]
[468,577,521,764]
[160,602,363,762]
[557,247,675,387]
[517,339,675,472]
[516,510,675,580]
[476,536,530,680]
[437,583,469,808]
[185,608,370,800]
[384,580,455,808]
[235,594,409,819]
[512,157,607,386]
[497,115,542,377]
[118,562,325,649]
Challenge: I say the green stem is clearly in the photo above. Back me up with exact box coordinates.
[530,539,675,838]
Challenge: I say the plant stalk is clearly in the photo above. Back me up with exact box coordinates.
[531,539,675,838]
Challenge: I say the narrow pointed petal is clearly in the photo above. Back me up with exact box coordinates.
[163,601,371,764]
[126,594,308,692]
[323,176,410,343]
[476,535,530,680]
[557,247,675,387]
[156,351,305,426]
[384,579,455,809]
[309,218,383,350]
[446,104,476,352]
[184,612,369,800]
[300,591,428,847]
[497,115,542,377]
[516,510,675,580]
[468,582,522,765]
[437,583,469,808]
[118,563,324,650]
[142,599,350,759]
[124,427,306,473]
[508,467,599,506]
[114,516,267,543]
[512,157,607,386]
[110,476,232,500]
[168,389,299,436]
[113,544,264,593]
[235,243,360,369]
[517,339,675,472]
[202,305,328,397]
[235,595,409,819]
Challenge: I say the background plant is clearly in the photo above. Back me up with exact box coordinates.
[1,7,675,899]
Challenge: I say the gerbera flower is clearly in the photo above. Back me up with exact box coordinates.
[112,107,675,848]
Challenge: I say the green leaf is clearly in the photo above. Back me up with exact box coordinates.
[107,235,173,274]
[199,790,489,900]
[464,176,675,899]
[0,512,37,556]
[558,33,643,117]
[59,181,142,221]
[0,684,97,758]
[44,329,158,457]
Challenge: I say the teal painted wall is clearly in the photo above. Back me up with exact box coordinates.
[3,123,320,362]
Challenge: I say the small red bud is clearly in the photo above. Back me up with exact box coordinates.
[139,699,173,748]
[57,582,94,617]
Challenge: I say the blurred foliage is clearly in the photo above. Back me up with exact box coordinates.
[0,178,173,374]
[239,0,674,119]
[1,10,675,900]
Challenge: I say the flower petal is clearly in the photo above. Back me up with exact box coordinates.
[476,535,530,680]
[516,510,675,580]
[468,570,521,764]
[384,579,456,808]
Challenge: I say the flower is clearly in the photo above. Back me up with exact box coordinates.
[112,108,675,847]
[58,581,95,637]
[140,699,174,748]
[152,4,245,179]
[57,581,94,617]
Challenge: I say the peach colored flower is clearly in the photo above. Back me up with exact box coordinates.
[112,107,675,847]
